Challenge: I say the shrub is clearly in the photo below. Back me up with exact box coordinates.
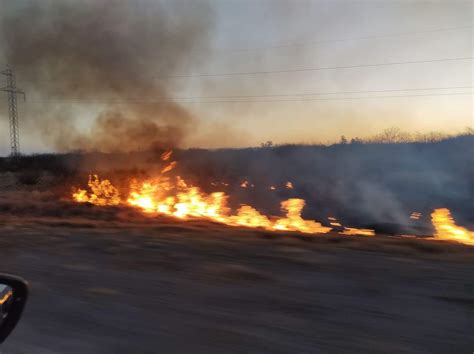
[16,170,42,185]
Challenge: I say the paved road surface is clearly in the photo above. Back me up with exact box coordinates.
[0,216,473,353]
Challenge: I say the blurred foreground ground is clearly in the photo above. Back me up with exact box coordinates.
[0,208,473,354]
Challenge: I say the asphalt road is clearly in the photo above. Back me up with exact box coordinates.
[0,215,473,354]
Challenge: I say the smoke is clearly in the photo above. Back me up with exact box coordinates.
[0,0,214,152]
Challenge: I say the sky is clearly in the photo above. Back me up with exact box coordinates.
[0,0,472,155]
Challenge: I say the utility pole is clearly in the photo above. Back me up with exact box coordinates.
[1,66,25,156]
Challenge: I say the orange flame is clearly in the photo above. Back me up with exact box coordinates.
[340,227,375,237]
[161,150,173,161]
[72,174,334,235]
[161,161,177,174]
[273,199,332,234]
[327,216,342,227]
[327,216,374,235]
[73,174,472,245]
[127,180,161,213]
[72,175,120,206]
[431,208,474,245]
[69,150,472,242]
[231,205,273,229]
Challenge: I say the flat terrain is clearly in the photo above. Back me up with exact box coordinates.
[0,209,473,354]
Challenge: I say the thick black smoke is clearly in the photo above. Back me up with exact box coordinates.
[0,0,213,152]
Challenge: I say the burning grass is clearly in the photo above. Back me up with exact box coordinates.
[73,174,336,235]
[2,136,473,246]
[70,149,371,236]
[431,208,474,246]
[69,160,473,246]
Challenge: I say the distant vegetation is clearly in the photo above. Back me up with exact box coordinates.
[346,127,474,145]
[261,127,474,148]
[0,153,81,187]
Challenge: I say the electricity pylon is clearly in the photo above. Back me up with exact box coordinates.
[1,66,25,156]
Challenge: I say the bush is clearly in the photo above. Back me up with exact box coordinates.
[16,170,42,185]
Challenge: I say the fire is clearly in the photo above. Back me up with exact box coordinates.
[70,152,472,244]
[273,199,332,234]
[161,161,177,174]
[72,175,120,206]
[71,177,474,244]
[127,180,161,213]
[173,188,229,220]
[431,208,474,245]
[231,205,272,229]
[340,227,375,237]
[72,174,334,235]
[72,189,88,203]
[328,217,342,227]
[161,150,173,161]
[327,216,374,236]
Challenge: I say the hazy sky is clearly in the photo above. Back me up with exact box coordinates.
[0,0,472,155]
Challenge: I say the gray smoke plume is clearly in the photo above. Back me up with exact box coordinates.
[0,0,214,152]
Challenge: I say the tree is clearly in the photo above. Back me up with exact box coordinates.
[371,127,412,143]
[261,141,273,148]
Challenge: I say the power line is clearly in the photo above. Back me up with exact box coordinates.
[213,25,473,53]
[157,56,473,79]
[12,54,473,85]
[23,91,472,105]
[24,85,474,103]
[183,92,471,104]
[13,56,472,85]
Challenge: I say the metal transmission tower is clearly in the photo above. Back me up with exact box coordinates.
[1,66,25,156]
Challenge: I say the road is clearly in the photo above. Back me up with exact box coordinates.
[0,214,473,353]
